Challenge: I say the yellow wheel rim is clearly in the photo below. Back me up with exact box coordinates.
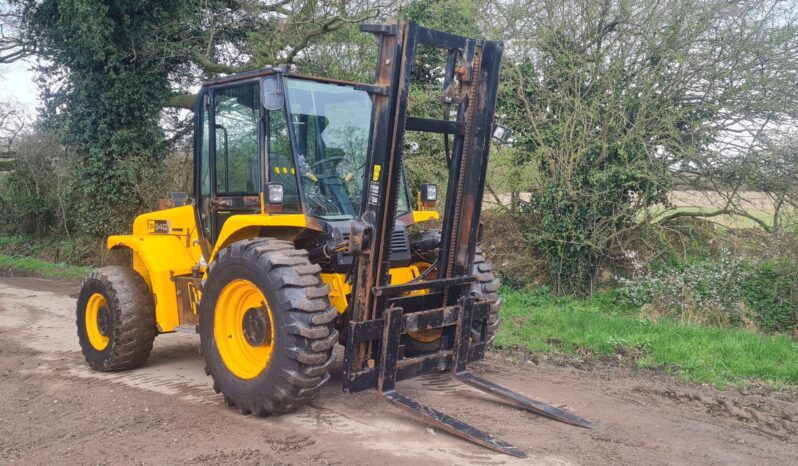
[85,293,110,351]
[214,279,274,380]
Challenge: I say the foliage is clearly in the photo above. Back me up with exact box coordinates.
[0,121,191,239]
[497,287,798,389]
[484,0,798,295]
[620,257,798,334]
[0,129,73,236]
[479,209,544,287]
[620,256,757,328]
[23,0,195,235]
[743,261,798,333]
[0,254,91,279]
[0,233,102,267]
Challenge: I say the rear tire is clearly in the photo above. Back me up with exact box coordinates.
[76,266,156,371]
[470,249,502,346]
[199,238,337,415]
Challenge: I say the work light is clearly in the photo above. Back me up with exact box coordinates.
[266,183,284,204]
[492,123,511,144]
[421,183,437,202]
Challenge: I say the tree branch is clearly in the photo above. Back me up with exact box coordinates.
[654,208,774,232]
[165,94,197,111]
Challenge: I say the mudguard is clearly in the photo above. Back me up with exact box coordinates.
[107,205,201,332]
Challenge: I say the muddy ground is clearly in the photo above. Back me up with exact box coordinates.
[1,275,797,465]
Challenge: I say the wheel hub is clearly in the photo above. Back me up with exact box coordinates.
[96,305,111,337]
[214,279,274,380]
[242,307,270,347]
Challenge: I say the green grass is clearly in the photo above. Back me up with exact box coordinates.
[496,288,798,390]
[0,255,91,279]
[0,159,15,171]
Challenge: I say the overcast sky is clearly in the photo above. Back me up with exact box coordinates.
[1,58,40,113]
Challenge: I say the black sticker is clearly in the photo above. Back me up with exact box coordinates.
[148,220,171,234]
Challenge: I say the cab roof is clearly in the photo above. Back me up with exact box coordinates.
[201,65,363,89]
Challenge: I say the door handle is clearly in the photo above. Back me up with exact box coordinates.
[209,198,232,207]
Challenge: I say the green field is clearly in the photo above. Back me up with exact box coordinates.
[0,255,91,279]
[496,288,798,390]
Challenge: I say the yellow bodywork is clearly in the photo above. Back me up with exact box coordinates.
[108,205,439,332]
[108,205,202,332]
[321,264,425,315]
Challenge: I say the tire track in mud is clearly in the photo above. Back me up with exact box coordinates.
[631,385,798,441]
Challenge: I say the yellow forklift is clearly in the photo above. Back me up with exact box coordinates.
[76,20,593,457]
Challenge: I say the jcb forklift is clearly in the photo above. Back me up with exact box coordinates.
[76,20,592,457]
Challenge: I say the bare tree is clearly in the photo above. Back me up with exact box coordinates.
[0,99,26,158]
[0,1,32,63]
[480,0,798,293]
[167,0,394,109]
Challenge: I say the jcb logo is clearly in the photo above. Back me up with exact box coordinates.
[147,220,171,234]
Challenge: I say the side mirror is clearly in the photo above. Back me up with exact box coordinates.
[261,76,284,111]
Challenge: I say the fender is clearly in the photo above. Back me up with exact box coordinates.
[211,210,437,262]
[107,205,202,332]
[209,213,310,262]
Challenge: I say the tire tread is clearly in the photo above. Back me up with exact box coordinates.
[201,238,337,415]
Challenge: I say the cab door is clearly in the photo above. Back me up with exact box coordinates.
[207,81,263,245]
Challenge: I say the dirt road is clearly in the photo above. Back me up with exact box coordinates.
[1,276,797,465]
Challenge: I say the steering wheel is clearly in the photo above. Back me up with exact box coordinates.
[307,155,346,172]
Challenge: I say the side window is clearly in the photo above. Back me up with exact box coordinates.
[268,109,301,213]
[214,84,260,194]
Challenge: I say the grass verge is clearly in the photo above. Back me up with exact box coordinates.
[0,255,91,279]
[496,288,798,390]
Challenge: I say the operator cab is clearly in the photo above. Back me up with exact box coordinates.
[193,67,414,269]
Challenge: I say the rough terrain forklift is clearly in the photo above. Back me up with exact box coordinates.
[76,20,592,457]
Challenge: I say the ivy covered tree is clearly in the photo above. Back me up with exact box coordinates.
[22,0,196,235]
[18,0,380,235]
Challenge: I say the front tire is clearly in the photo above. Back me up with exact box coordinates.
[199,238,337,415]
[76,266,156,371]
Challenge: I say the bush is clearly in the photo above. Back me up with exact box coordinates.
[742,261,798,333]
[0,131,74,236]
[620,256,798,333]
[0,234,104,267]
[480,210,544,288]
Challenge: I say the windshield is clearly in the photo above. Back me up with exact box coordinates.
[285,78,409,220]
